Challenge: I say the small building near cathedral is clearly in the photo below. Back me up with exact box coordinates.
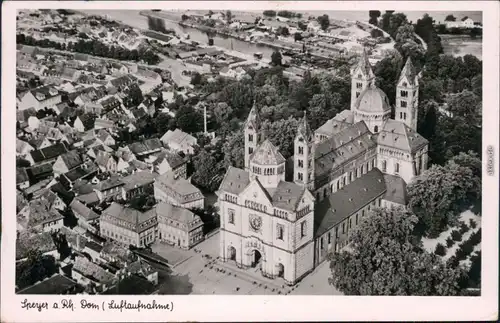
[217,50,428,286]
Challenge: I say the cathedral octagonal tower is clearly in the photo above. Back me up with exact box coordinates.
[249,139,286,188]
[353,83,392,133]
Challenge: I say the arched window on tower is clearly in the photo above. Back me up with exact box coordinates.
[248,134,253,142]
[374,125,378,133]
[382,160,387,172]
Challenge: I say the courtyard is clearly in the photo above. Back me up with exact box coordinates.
[149,231,341,295]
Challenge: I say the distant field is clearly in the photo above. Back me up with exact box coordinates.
[440,34,482,60]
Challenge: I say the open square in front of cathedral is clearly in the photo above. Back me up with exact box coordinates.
[165,231,341,295]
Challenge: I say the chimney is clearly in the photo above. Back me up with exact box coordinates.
[203,104,208,134]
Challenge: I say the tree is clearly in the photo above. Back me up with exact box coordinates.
[374,54,403,106]
[191,150,221,192]
[446,90,481,118]
[181,14,189,21]
[445,14,456,22]
[16,249,58,289]
[190,72,203,86]
[260,117,299,159]
[175,105,204,134]
[370,28,384,38]
[298,21,307,31]
[408,159,478,237]
[214,102,233,124]
[271,50,283,66]
[368,10,381,25]
[317,14,330,31]
[329,207,467,295]
[226,10,232,23]
[435,243,447,256]
[263,10,277,17]
[294,32,303,42]
[275,26,290,37]
[222,129,245,169]
[128,86,144,107]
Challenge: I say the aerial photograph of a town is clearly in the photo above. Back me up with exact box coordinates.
[14,8,482,296]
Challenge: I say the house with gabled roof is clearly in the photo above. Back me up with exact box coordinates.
[128,138,163,158]
[26,142,69,166]
[93,176,125,202]
[16,232,58,262]
[19,85,62,111]
[95,150,118,173]
[17,199,64,233]
[160,129,197,155]
[151,148,187,178]
[120,170,157,200]
[52,150,84,175]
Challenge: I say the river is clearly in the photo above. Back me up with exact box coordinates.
[79,9,276,59]
[79,9,482,60]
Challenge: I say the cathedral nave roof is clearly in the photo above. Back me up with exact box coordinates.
[377,119,428,153]
[314,121,377,177]
[315,110,354,137]
[313,168,386,237]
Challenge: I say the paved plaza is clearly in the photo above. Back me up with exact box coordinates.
[151,231,341,295]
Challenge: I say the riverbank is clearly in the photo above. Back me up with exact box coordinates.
[439,34,482,59]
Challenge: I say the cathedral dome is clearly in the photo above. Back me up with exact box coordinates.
[355,85,391,114]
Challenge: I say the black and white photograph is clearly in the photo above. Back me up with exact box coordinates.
[2,1,498,322]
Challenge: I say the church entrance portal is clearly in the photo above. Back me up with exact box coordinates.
[251,250,262,268]
[227,246,236,261]
[276,263,284,278]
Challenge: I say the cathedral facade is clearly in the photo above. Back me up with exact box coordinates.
[217,51,429,285]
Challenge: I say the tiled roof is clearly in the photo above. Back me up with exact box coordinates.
[60,151,83,170]
[218,166,250,195]
[251,139,286,166]
[383,174,408,205]
[121,170,157,191]
[101,241,130,262]
[17,168,30,183]
[354,84,391,113]
[63,161,99,182]
[377,119,428,153]
[353,48,375,79]
[128,138,163,155]
[297,113,313,141]
[315,110,355,137]
[17,274,78,294]
[70,199,100,221]
[101,202,157,232]
[315,121,377,178]
[244,103,261,131]
[155,171,203,199]
[30,142,69,163]
[94,176,124,192]
[75,192,100,205]
[73,256,116,285]
[16,232,57,260]
[18,199,64,229]
[29,85,60,102]
[160,129,196,146]
[152,149,186,169]
[268,180,306,212]
[94,118,115,129]
[155,202,202,227]
[398,57,417,86]
[314,168,386,237]
[85,240,104,253]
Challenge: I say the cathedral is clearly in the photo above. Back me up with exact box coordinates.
[216,51,429,285]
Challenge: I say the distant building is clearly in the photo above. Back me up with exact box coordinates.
[120,170,157,200]
[17,199,64,233]
[154,171,205,209]
[18,85,62,111]
[93,176,125,202]
[160,129,197,155]
[100,202,158,248]
[156,202,204,249]
[151,149,187,177]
